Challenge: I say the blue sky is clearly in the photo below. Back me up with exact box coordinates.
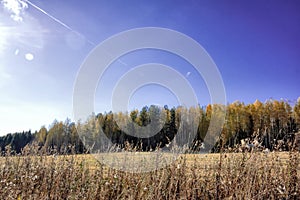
[0,0,299,135]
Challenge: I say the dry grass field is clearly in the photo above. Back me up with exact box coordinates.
[0,147,299,199]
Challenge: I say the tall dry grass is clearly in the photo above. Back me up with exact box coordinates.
[0,145,299,199]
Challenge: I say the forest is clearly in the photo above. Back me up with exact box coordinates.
[1,98,300,154]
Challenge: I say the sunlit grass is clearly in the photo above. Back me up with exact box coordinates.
[0,146,299,199]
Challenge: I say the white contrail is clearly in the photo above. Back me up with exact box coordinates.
[25,0,72,30]
[24,0,127,66]
[24,0,95,46]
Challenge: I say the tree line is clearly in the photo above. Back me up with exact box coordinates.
[1,98,300,154]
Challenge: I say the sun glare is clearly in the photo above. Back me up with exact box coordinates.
[1,0,28,22]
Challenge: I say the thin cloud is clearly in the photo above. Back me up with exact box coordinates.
[0,19,45,55]
[0,24,11,55]
[0,64,13,88]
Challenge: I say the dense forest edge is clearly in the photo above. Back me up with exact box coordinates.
[1,98,300,155]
